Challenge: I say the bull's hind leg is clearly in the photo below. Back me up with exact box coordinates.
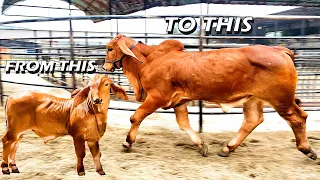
[174,104,208,157]
[9,134,23,173]
[274,102,317,160]
[218,97,264,157]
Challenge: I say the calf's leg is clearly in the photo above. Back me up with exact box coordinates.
[73,137,86,176]
[123,95,163,149]
[218,97,264,157]
[1,131,20,175]
[9,134,23,173]
[87,141,105,175]
[174,104,208,157]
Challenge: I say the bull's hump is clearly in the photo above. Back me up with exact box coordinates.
[158,40,184,52]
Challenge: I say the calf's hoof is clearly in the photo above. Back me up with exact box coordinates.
[2,169,10,175]
[123,141,132,149]
[217,146,232,157]
[11,168,20,173]
[78,171,85,176]
[10,164,20,173]
[198,143,208,157]
[97,170,106,175]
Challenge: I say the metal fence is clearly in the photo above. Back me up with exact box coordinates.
[1,14,320,132]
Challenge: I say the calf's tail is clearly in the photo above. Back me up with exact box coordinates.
[4,99,8,131]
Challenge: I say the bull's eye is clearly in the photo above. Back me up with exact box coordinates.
[105,83,109,86]
[107,48,113,52]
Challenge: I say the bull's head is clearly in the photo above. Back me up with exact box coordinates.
[103,34,144,72]
[72,74,128,112]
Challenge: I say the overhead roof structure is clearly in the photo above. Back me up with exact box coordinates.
[272,6,320,16]
[2,0,320,17]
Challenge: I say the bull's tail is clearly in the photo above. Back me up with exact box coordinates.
[285,50,295,62]
[273,46,295,62]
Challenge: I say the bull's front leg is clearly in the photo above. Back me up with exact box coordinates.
[123,95,163,149]
[174,104,208,157]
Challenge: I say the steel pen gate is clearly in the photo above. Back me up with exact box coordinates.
[1,14,320,132]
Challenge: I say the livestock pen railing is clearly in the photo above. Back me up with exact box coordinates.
[1,14,320,132]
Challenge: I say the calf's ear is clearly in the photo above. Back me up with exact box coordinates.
[73,86,90,108]
[110,82,128,100]
[71,88,81,98]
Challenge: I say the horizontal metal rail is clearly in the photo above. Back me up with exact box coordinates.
[107,107,320,114]
[2,35,320,41]
[1,80,74,89]
[0,52,104,56]
[1,14,320,25]
[1,91,319,114]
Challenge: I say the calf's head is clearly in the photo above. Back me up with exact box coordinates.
[72,74,128,112]
[104,34,143,72]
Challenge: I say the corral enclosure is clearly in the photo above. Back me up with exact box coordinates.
[0,0,320,179]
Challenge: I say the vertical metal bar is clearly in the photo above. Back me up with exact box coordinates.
[0,53,3,106]
[199,15,204,133]
[301,20,306,46]
[275,20,278,45]
[49,30,53,78]
[68,0,76,90]
[115,0,119,34]
[109,0,113,37]
[252,21,256,44]
[34,30,39,61]
[118,74,120,85]
[301,20,305,35]
[49,30,52,53]
[84,31,88,81]
[206,2,209,45]
[144,0,148,44]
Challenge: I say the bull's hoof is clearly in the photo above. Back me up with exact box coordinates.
[306,151,317,161]
[97,170,106,175]
[123,141,132,149]
[198,143,208,157]
[78,171,85,176]
[217,146,232,157]
[300,148,317,161]
[11,168,20,173]
[2,169,10,175]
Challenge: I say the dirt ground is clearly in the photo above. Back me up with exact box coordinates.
[0,115,320,180]
[1,73,320,180]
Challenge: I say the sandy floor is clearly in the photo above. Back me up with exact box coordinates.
[1,73,320,180]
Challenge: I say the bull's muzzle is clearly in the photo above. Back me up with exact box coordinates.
[103,63,115,72]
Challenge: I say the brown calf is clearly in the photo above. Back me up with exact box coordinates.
[103,34,317,161]
[1,74,128,175]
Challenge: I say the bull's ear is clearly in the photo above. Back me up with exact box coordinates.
[117,38,144,64]
[73,86,90,108]
[110,82,128,100]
